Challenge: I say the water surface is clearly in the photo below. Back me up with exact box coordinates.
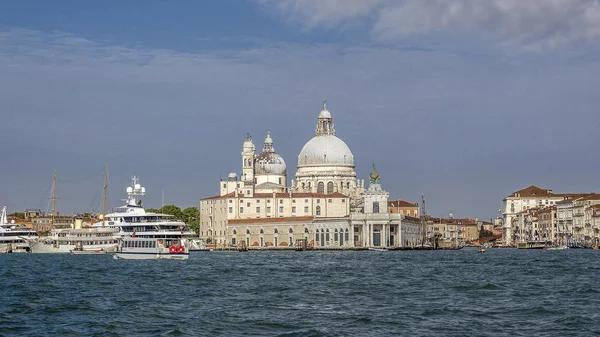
[1,249,598,336]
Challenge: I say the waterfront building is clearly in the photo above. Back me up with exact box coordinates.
[388,200,419,217]
[591,205,600,247]
[537,206,556,243]
[199,102,420,249]
[426,217,481,247]
[31,215,73,231]
[502,185,580,246]
[572,194,600,245]
[350,166,421,248]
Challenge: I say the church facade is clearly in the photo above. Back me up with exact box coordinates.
[199,102,421,249]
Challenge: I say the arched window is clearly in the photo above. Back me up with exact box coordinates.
[289,228,293,234]
[233,229,237,235]
[316,206,321,216]
[326,229,330,241]
[260,228,264,234]
[327,182,334,194]
[246,229,250,235]
[317,182,325,194]
[347,182,350,189]
[373,202,380,214]
[345,228,349,242]
[301,182,305,190]
[274,228,279,234]
[304,227,309,233]
[334,229,338,241]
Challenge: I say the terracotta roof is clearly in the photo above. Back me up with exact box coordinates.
[578,194,600,201]
[505,185,555,199]
[228,216,314,224]
[388,200,418,208]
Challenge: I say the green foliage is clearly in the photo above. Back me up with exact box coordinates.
[182,207,199,234]
[479,229,495,239]
[9,212,25,219]
[146,205,199,234]
[160,205,183,219]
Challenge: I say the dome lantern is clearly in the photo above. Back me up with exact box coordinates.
[315,100,335,136]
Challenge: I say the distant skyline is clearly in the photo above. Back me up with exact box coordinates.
[1,1,600,219]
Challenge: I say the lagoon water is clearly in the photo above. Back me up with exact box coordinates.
[1,249,599,336]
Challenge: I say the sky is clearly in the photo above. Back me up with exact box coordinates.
[1,0,600,220]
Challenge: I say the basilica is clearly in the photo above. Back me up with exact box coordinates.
[199,102,422,249]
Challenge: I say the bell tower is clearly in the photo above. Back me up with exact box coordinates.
[241,133,255,186]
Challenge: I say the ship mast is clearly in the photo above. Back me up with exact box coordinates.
[102,165,108,228]
[51,170,57,229]
[421,194,427,247]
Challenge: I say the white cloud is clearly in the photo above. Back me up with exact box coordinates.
[260,0,600,50]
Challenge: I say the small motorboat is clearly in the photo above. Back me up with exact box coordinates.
[368,248,388,252]
[70,248,107,255]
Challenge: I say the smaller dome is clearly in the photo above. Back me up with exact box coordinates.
[255,152,287,175]
[228,172,238,181]
[318,109,331,119]
[243,133,255,150]
[370,170,379,181]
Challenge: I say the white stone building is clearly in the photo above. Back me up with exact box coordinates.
[502,185,572,246]
[199,102,419,249]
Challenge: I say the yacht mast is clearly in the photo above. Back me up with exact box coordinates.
[102,165,108,228]
[51,170,57,229]
[421,194,427,246]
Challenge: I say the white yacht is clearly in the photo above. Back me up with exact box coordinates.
[0,205,37,253]
[29,216,121,254]
[93,176,197,255]
[28,171,121,254]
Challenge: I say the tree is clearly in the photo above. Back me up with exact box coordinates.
[159,205,183,219]
[182,207,200,234]
[9,212,25,219]
[145,205,199,234]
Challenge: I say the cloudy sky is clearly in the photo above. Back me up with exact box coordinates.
[1,0,599,219]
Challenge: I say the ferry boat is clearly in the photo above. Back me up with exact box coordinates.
[114,236,189,260]
[92,176,198,252]
[0,205,37,253]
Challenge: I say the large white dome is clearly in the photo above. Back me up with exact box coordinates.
[298,135,354,167]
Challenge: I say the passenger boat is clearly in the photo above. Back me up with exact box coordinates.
[114,237,188,260]
[92,176,197,251]
[0,205,37,253]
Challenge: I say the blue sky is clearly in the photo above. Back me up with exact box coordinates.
[1,0,600,220]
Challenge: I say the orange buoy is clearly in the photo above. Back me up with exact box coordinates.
[169,245,177,254]
[178,245,185,254]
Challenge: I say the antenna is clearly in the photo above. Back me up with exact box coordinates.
[161,188,165,212]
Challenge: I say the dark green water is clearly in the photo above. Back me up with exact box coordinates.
[1,249,599,336]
